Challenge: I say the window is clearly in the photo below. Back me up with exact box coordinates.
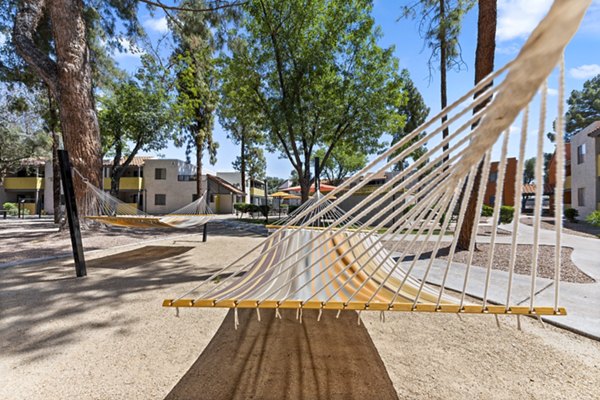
[489,171,498,183]
[577,144,586,164]
[177,174,197,181]
[489,196,496,206]
[577,188,585,207]
[155,168,167,180]
[155,194,166,206]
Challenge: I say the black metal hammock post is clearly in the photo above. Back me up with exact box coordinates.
[57,150,87,277]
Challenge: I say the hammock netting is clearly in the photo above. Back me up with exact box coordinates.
[75,169,214,229]
[163,1,591,321]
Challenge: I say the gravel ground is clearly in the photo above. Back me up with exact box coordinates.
[1,223,599,400]
[521,216,600,239]
[389,241,595,284]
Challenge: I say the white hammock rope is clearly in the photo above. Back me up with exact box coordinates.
[73,168,214,229]
[164,1,590,317]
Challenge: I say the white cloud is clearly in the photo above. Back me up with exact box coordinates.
[143,16,169,34]
[496,43,520,56]
[547,88,558,96]
[496,0,552,42]
[114,37,145,59]
[569,64,600,79]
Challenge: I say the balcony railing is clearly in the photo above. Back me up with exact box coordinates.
[249,187,265,197]
[103,177,144,191]
[3,177,44,190]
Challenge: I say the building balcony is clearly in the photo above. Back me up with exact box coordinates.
[103,177,144,191]
[249,187,265,197]
[3,177,44,190]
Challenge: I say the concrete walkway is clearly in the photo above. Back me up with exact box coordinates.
[500,220,600,339]
[393,219,600,339]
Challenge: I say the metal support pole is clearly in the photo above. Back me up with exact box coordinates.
[202,223,208,242]
[57,150,87,277]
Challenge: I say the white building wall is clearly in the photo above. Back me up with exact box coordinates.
[144,159,200,214]
[570,131,597,217]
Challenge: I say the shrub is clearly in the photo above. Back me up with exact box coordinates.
[481,204,494,217]
[234,202,251,217]
[585,210,600,226]
[1,202,28,216]
[258,205,271,218]
[499,206,514,224]
[564,207,579,223]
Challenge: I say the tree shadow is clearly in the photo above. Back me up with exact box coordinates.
[164,309,399,400]
[0,226,260,364]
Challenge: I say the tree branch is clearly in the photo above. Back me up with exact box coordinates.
[138,0,247,13]
[13,0,58,96]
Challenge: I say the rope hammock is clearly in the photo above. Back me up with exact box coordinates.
[74,168,214,229]
[164,1,590,323]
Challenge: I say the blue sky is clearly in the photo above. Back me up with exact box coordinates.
[114,0,600,178]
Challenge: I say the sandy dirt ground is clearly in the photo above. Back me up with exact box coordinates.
[1,223,599,400]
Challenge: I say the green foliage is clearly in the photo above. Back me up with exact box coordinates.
[220,0,406,200]
[499,206,514,224]
[234,202,250,217]
[266,176,285,194]
[1,202,28,216]
[0,88,51,181]
[564,207,579,223]
[314,144,367,186]
[99,56,172,193]
[402,0,475,76]
[523,157,535,184]
[287,205,301,215]
[389,69,429,171]
[565,74,600,140]
[481,204,493,217]
[585,211,600,226]
[258,204,271,218]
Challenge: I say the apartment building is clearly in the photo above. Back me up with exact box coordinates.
[216,172,266,205]
[0,158,54,215]
[1,157,245,215]
[570,121,600,217]
[484,158,518,207]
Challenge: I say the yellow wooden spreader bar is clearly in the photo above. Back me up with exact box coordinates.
[162,299,566,316]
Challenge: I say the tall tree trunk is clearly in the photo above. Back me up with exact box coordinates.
[196,136,204,196]
[299,166,310,203]
[48,88,62,224]
[440,0,449,163]
[456,0,497,250]
[240,132,246,196]
[14,0,102,213]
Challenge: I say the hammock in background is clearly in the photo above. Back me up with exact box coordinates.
[75,169,214,229]
[163,1,590,324]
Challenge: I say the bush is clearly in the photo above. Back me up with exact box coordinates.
[258,205,271,218]
[564,207,579,223]
[481,204,494,217]
[499,206,514,224]
[288,205,300,215]
[1,202,29,216]
[585,210,600,226]
[234,202,251,217]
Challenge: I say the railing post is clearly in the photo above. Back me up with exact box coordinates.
[57,150,87,277]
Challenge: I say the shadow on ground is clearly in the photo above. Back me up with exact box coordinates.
[0,222,262,364]
[164,309,398,400]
